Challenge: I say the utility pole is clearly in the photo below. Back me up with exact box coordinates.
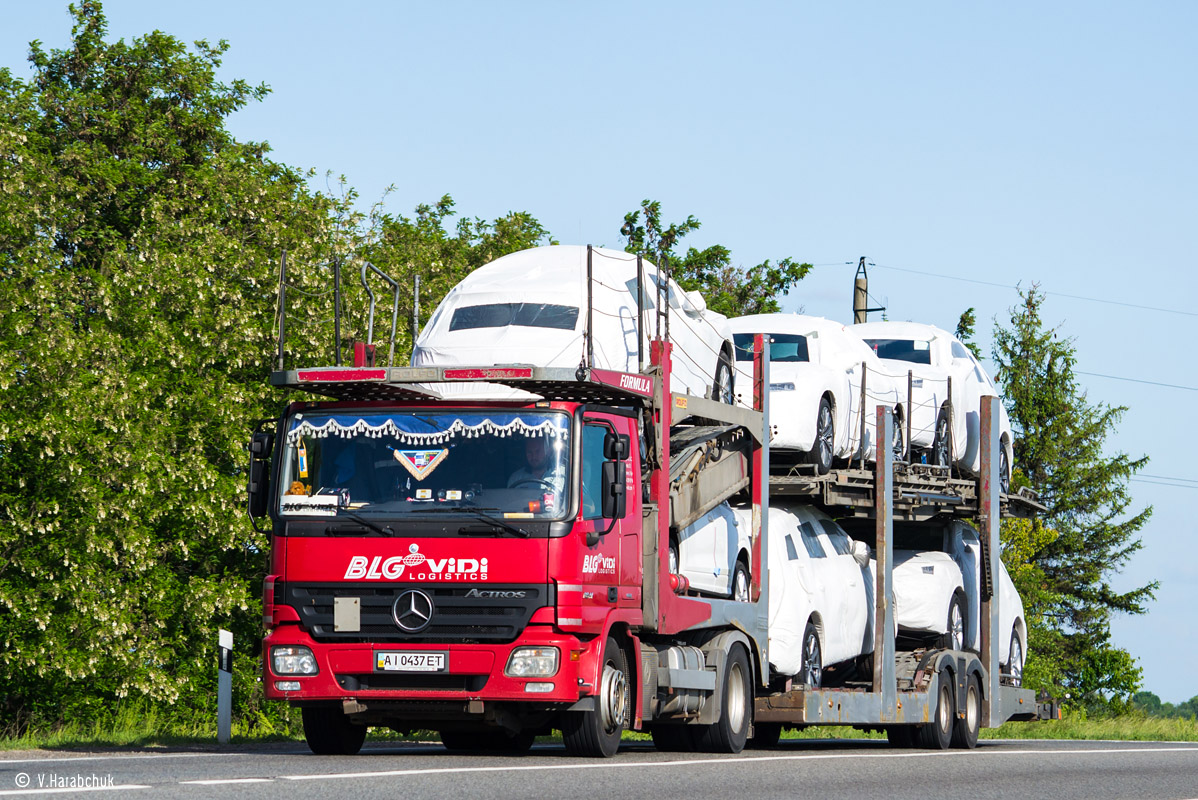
[853,256,885,323]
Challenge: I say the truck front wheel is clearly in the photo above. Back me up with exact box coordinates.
[562,636,629,757]
[302,706,367,755]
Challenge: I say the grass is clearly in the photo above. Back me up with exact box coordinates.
[4,709,1196,751]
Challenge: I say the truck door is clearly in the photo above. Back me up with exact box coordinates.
[578,416,627,614]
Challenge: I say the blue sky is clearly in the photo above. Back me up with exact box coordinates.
[5,1,1195,703]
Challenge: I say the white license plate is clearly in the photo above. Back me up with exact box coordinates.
[375,651,448,673]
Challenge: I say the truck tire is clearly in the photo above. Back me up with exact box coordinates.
[951,673,981,749]
[917,665,956,750]
[562,635,629,757]
[694,644,752,753]
[302,706,367,755]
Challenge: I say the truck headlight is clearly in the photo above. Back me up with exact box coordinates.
[272,645,318,675]
[505,647,559,678]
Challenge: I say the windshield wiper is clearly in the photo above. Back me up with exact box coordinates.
[327,511,395,537]
[417,506,529,537]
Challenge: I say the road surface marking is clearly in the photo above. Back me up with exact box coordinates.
[279,745,1198,782]
[179,779,274,785]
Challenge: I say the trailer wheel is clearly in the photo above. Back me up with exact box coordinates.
[951,674,981,749]
[918,665,956,750]
[694,644,751,753]
[562,635,629,757]
[302,706,367,755]
[746,722,783,749]
[439,729,535,753]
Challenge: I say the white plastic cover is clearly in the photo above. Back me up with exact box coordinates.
[411,245,733,401]
[891,550,965,634]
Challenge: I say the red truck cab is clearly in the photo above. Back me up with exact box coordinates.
[260,393,647,753]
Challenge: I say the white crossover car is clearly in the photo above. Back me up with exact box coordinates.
[852,321,1014,490]
[759,502,874,687]
[412,245,736,403]
[729,314,905,474]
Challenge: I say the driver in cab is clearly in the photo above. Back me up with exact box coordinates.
[508,436,566,511]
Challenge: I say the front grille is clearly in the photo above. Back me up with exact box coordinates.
[284,583,548,643]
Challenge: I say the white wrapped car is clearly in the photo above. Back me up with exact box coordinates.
[412,245,736,402]
[852,321,1014,489]
[728,314,905,473]
[758,502,874,686]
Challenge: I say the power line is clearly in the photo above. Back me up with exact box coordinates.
[1139,473,1198,484]
[1075,371,1198,392]
[866,262,1198,318]
[1130,478,1198,490]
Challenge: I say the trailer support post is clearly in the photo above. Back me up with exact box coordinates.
[872,406,896,718]
[979,395,1002,725]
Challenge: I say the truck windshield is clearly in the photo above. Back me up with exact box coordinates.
[277,410,571,520]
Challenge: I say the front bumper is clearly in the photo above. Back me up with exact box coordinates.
[263,622,588,706]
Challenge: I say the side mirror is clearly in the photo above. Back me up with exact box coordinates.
[250,431,274,458]
[604,432,630,461]
[851,539,871,568]
[248,459,270,518]
[683,290,707,313]
[601,461,627,520]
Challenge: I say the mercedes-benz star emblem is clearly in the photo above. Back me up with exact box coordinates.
[392,589,434,633]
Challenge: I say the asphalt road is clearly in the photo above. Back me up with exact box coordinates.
[2,739,1196,800]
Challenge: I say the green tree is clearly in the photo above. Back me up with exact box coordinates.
[955,307,982,359]
[0,1,345,730]
[620,199,811,318]
[993,287,1155,705]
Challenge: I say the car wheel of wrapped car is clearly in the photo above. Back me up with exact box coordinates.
[931,406,951,468]
[668,539,679,577]
[801,622,822,688]
[999,445,1011,494]
[951,674,981,749]
[918,665,956,750]
[1007,631,1023,688]
[808,399,834,475]
[731,560,750,603]
[712,351,735,405]
[945,593,966,651]
[302,706,367,755]
[892,410,906,462]
[562,636,629,757]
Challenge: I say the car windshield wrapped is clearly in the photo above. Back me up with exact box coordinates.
[863,338,932,364]
[733,333,809,362]
[278,410,570,520]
